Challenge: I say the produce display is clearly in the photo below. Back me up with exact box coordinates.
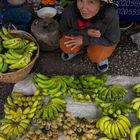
[24,113,64,140]
[0,27,38,72]
[95,98,131,117]
[133,83,140,96]
[130,125,140,140]
[0,73,140,140]
[96,115,131,139]
[63,112,99,140]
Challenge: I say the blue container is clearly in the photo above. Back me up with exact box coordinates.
[113,0,140,21]
[3,7,32,31]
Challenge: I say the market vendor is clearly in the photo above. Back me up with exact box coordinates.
[59,0,120,72]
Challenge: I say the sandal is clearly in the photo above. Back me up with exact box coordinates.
[61,50,85,61]
[97,59,109,72]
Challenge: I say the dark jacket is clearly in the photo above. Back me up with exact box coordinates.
[59,2,120,46]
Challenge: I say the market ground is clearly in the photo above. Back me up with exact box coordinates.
[0,26,140,118]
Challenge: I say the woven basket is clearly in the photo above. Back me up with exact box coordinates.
[0,30,39,83]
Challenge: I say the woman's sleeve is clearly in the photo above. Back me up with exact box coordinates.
[59,4,86,36]
[81,7,121,46]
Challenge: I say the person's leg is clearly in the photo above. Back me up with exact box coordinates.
[87,45,116,72]
[60,35,83,60]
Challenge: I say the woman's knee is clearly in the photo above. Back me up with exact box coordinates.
[59,35,82,54]
[87,45,116,63]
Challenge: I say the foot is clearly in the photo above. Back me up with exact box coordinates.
[61,50,85,61]
[61,53,78,61]
[97,59,109,72]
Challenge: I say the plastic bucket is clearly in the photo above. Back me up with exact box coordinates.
[3,7,32,31]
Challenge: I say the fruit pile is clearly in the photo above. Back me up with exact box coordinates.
[93,85,128,101]
[24,113,64,140]
[95,98,131,117]
[35,97,66,120]
[63,112,99,140]
[130,125,140,140]
[0,73,140,140]
[133,83,140,96]
[0,27,38,72]
[33,73,107,103]
[96,115,131,139]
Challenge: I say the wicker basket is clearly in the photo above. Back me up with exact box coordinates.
[0,30,39,83]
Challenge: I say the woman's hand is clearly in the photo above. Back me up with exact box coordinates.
[87,29,101,38]
[64,35,83,50]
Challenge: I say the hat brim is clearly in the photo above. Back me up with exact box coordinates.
[101,0,113,3]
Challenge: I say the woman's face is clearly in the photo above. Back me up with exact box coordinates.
[77,0,101,19]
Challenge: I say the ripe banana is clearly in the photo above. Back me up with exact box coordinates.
[130,125,140,140]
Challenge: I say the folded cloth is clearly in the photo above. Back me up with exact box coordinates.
[97,59,109,72]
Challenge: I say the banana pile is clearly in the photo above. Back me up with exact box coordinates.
[95,98,131,117]
[130,125,140,140]
[4,90,43,121]
[131,97,140,119]
[132,83,140,96]
[35,97,66,120]
[94,85,128,102]
[33,73,67,97]
[79,74,108,89]
[0,133,8,140]
[0,54,8,72]
[24,114,64,140]
[68,88,95,102]
[63,112,99,140]
[0,118,30,139]
[96,115,131,139]
[0,26,38,71]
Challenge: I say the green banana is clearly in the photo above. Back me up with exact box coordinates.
[130,125,140,140]
[0,118,13,124]
[9,54,30,70]
[0,31,10,41]
[8,49,23,59]
[2,27,14,39]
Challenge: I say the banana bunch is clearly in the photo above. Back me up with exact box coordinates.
[33,73,67,97]
[0,118,30,139]
[95,98,131,117]
[63,112,99,140]
[68,88,95,103]
[35,97,66,120]
[79,74,108,89]
[130,125,140,140]
[0,27,14,41]
[94,85,128,102]
[4,90,43,122]
[0,27,29,49]
[131,97,140,119]
[132,83,140,96]
[25,114,64,140]
[0,54,8,72]
[0,134,8,140]
[96,115,131,139]
[0,26,38,71]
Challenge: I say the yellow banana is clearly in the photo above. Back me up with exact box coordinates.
[116,121,127,138]
[27,112,35,119]
[106,121,113,139]
[117,115,131,128]
[111,122,117,139]
[114,122,121,139]
[118,119,130,134]
[0,123,11,132]
[32,100,39,108]
[132,98,140,104]
[17,124,25,135]
[28,107,37,114]
[3,124,13,135]
[23,107,31,115]
[33,89,40,96]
